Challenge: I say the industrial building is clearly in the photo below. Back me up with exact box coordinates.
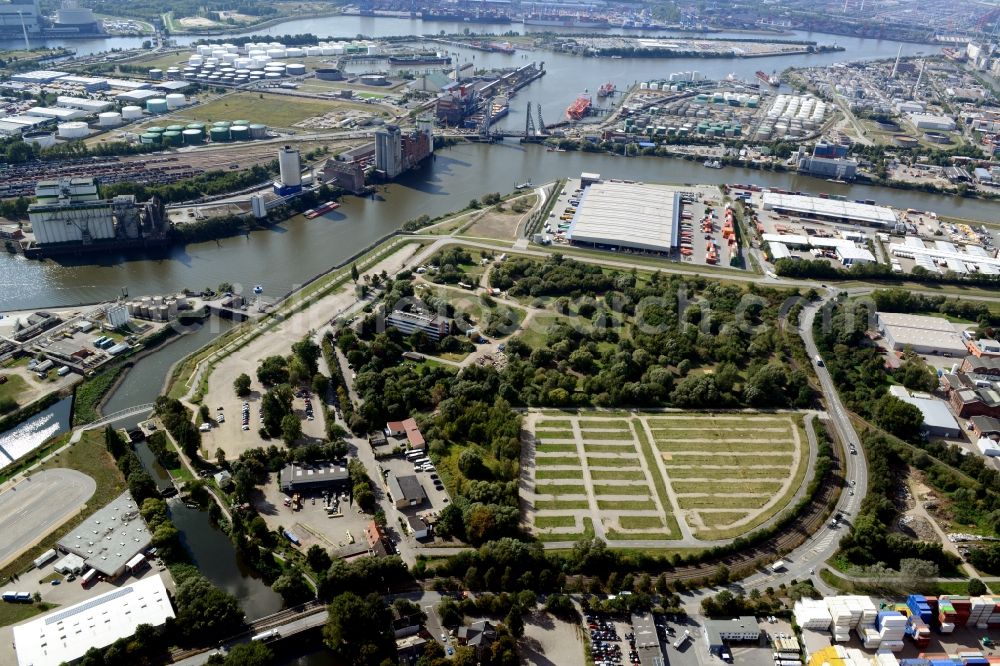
[963,354,1000,377]
[274,145,302,196]
[56,491,151,578]
[55,96,112,113]
[888,237,1000,275]
[12,574,174,666]
[0,0,41,36]
[374,119,433,181]
[386,417,425,450]
[278,461,350,494]
[387,473,427,508]
[965,339,1000,358]
[876,312,968,356]
[631,613,665,666]
[944,373,1000,419]
[385,309,452,342]
[761,192,898,228]
[889,386,962,438]
[566,180,681,254]
[704,616,761,655]
[908,113,957,131]
[837,245,877,266]
[797,155,859,180]
[971,415,1000,439]
[27,178,167,249]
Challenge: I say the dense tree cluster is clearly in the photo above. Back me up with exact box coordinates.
[154,397,203,459]
[322,592,397,665]
[170,565,245,644]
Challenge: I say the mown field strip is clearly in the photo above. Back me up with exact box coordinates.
[585,456,643,468]
[589,469,647,481]
[597,499,657,510]
[654,441,794,453]
[535,456,584,466]
[535,442,579,453]
[535,468,585,479]
[676,495,771,509]
[663,454,793,466]
[577,419,629,428]
[651,430,793,442]
[584,443,637,453]
[534,483,588,496]
[534,515,577,529]
[664,466,791,479]
[579,430,634,440]
[592,484,651,496]
[535,499,589,510]
[619,515,666,530]
[536,419,572,428]
[605,530,672,541]
[671,480,784,495]
[697,511,751,527]
[534,430,575,439]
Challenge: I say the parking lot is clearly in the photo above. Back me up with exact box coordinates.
[378,452,451,530]
[200,384,327,461]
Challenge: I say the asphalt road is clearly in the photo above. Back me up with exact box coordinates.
[0,468,96,571]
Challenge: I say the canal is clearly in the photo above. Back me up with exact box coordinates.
[2,141,998,312]
[97,314,283,621]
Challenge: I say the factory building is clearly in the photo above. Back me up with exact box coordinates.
[56,491,151,578]
[566,180,681,255]
[889,386,962,438]
[0,0,42,36]
[704,616,761,656]
[962,354,1000,376]
[876,312,968,356]
[387,473,427,508]
[278,461,350,493]
[943,373,1000,419]
[797,155,858,180]
[375,124,403,179]
[385,308,452,342]
[322,142,374,194]
[908,113,957,131]
[274,145,302,196]
[12,575,174,666]
[55,95,113,113]
[761,192,898,228]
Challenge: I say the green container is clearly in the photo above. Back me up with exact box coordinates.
[230,125,250,141]
[146,126,165,134]
[233,119,251,127]
[211,121,231,128]
[209,126,230,142]
[139,132,162,144]
[165,124,185,132]
[162,130,183,146]
[186,122,206,130]
[182,129,203,144]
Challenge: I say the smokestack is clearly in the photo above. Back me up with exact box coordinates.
[890,44,902,78]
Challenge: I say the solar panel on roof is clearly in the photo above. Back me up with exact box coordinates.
[46,588,134,625]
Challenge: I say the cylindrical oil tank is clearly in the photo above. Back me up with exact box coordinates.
[211,120,231,128]
[147,98,168,113]
[22,130,56,148]
[165,124,185,132]
[316,68,343,81]
[185,122,205,132]
[57,121,90,139]
[146,126,164,135]
[266,48,285,58]
[139,132,162,144]
[209,126,230,142]
[98,111,122,127]
[278,145,300,187]
[233,119,251,127]
[229,125,250,141]
[182,128,203,144]
[286,47,304,57]
[148,68,163,79]
[286,63,306,76]
[249,69,265,78]
[248,123,268,139]
[166,67,180,79]
[121,105,143,120]
[162,130,183,146]
[165,93,187,109]
[264,72,282,80]
[360,73,387,86]
[264,65,284,74]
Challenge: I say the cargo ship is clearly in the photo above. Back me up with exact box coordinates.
[463,96,510,128]
[388,54,452,65]
[597,82,616,98]
[756,70,780,87]
[304,201,340,219]
[703,160,723,169]
[522,14,610,28]
[565,94,592,120]
[421,11,511,24]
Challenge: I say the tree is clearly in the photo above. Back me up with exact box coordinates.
[899,559,939,592]
[874,394,924,441]
[281,413,302,444]
[292,337,322,376]
[257,356,290,387]
[504,606,524,638]
[273,568,314,605]
[216,448,226,466]
[323,592,395,664]
[234,373,252,397]
[172,566,244,641]
[127,471,158,504]
[221,642,275,666]
[307,545,333,574]
[351,263,359,283]
[968,578,987,596]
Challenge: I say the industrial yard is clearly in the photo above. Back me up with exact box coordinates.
[523,411,810,544]
[547,35,837,59]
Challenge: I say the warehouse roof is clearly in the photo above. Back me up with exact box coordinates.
[877,312,961,333]
[388,473,427,505]
[278,461,349,490]
[568,181,680,253]
[769,242,792,260]
[762,192,897,227]
[897,394,961,435]
[13,574,174,666]
[56,491,151,577]
[837,246,877,262]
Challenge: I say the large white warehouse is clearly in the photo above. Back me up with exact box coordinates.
[28,178,115,245]
[876,312,968,356]
[567,180,681,254]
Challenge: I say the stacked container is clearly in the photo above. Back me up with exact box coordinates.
[793,599,831,630]
[875,611,907,651]
[969,596,1000,629]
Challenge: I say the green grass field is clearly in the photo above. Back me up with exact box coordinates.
[535,455,582,466]
[676,495,771,510]
[174,92,362,128]
[0,373,29,407]
[534,515,577,529]
[579,430,634,440]
[592,484,650,496]
[585,456,640,467]
[534,483,587,495]
[577,419,629,428]
[619,515,666,530]
[665,465,791,479]
[671,480,784,495]
[535,499,589,510]
[536,442,578,453]
[536,468,584,479]
[535,429,575,439]
[698,512,750,527]
[597,499,657,510]
[589,469,646,481]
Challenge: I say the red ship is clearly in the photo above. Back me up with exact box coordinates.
[565,94,592,120]
[597,82,616,98]
[304,201,341,219]
[756,70,779,87]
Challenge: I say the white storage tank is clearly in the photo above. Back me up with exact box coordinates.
[22,130,56,149]
[264,72,282,80]
[266,48,286,59]
[165,93,187,109]
[98,111,122,127]
[121,105,143,120]
[286,47,304,57]
[278,145,301,187]
[57,121,90,139]
[286,63,306,76]
[147,98,168,113]
[148,68,163,79]
[197,44,212,55]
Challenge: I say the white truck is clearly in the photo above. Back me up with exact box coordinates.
[770,560,786,572]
